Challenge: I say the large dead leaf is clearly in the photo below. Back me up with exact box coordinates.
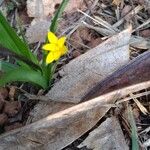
[27,49,150,123]
[27,0,85,18]
[0,81,149,150]
[27,28,131,123]
[78,117,128,150]
[46,28,131,103]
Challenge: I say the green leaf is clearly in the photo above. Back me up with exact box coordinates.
[0,67,48,89]
[128,106,139,150]
[0,46,42,71]
[50,0,69,33]
[0,11,38,64]
[0,60,18,72]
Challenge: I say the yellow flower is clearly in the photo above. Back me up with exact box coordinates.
[42,32,68,64]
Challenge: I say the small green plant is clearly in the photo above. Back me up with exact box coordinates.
[0,0,69,89]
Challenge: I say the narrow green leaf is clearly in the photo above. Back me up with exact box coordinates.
[0,60,18,72]
[50,0,69,33]
[0,67,48,89]
[128,106,139,150]
[0,11,38,64]
[0,46,42,71]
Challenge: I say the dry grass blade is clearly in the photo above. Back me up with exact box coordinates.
[130,93,148,115]
[143,139,150,148]
[132,18,150,33]
[116,91,150,104]
[112,5,144,28]
[140,126,150,134]
[77,9,117,33]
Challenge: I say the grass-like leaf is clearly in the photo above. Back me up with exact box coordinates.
[0,67,48,89]
[128,105,139,150]
[0,11,38,64]
[50,0,69,33]
[0,45,41,71]
[0,60,17,72]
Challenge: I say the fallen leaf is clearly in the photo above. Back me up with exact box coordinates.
[26,101,74,123]
[78,117,128,150]
[112,0,122,6]
[0,96,5,111]
[88,37,103,48]
[0,81,149,149]
[3,101,21,117]
[27,0,85,18]
[139,29,150,38]
[0,87,8,100]
[72,50,81,58]
[9,86,16,101]
[25,20,50,43]
[0,114,8,125]
[46,28,131,103]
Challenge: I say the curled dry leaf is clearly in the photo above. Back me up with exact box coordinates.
[0,97,5,111]
[9,86,16,101]
[70,27,92,49]
[88,37,103,48]
[0,87,8,100]
[0,114,8,126]
[72,50,81,58]
[112,0,122,6]
[3,101,21,117]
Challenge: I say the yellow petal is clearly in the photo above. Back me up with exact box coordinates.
[48,32,58,43]
[53,51,61,61]
[46,52,55,64]
[61,45,68,55]
[58,36,66,47]
[42,44,58,52]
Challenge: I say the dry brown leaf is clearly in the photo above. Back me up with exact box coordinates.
[25,20,50,43]
[46,28,131,103]
[78,117,129,150]
[112,0,122,6]
[3,101,21,117]
[0,81,149,150]
[0,87,8,100]
[27,0,85,18]
[0,114,8,126]
[140,29,150,38]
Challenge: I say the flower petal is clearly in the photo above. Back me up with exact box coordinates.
[46,52,55,64]
[48,32,58,43]
[58,36,66,47]
[53,51,61,61]
[42,43,58,52]
[61,45,68,55]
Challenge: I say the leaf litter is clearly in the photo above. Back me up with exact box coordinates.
[0,0,150,149]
